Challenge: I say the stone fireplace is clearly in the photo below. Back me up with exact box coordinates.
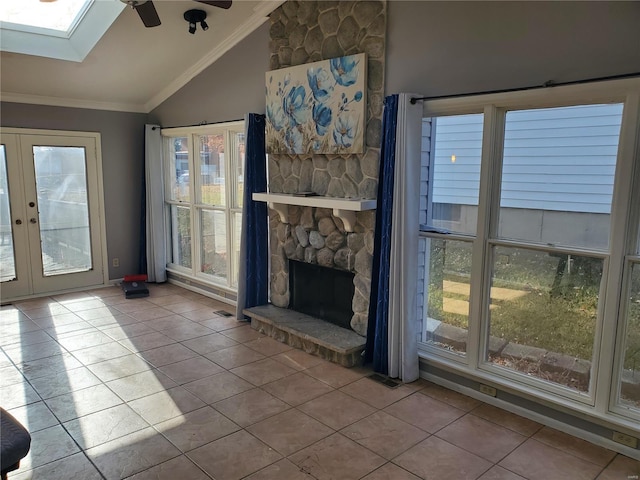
[244,0,387,366]
[268,205,375,336]
[245,197,375,366]
[263,0,387,337]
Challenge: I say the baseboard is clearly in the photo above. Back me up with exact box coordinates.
[420,363,640,460]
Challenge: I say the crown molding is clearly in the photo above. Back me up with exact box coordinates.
[0,92,147,113]
[144,0,285,113]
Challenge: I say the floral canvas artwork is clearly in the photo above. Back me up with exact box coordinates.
[265,53,367,154]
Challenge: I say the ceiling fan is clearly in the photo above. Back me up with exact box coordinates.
[119,1,232,28]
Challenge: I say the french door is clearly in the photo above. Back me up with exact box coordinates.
[0,129,106,301]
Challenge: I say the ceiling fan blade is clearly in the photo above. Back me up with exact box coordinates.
[135,0,161,27]
[194,0,232,9]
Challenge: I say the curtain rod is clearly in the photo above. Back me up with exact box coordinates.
[409,72,640,105]
[152,119,244,130]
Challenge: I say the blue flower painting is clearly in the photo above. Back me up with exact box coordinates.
[266,53,366,154]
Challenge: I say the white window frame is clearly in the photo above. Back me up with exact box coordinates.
[418,78,640,432]
[161,121,244,293]
[419,111,484,365]
[609,92,640,421]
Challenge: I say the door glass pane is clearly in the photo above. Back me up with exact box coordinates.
[498,104,623,250]
[431,113,483,235]
[619,262,640,412]
[200,209,227,280]
[423,237,473,354]
[488,245,602,393]
[170,137,189,202]
[199,134,225,206]
[0,146,16,282]
[33,146,91,276]
[171,205,191,268]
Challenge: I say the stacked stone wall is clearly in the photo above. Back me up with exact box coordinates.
[268,1,386,336]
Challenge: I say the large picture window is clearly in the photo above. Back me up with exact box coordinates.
[418,79,640,428]
[163,121,245,291]
[486,104,622,395]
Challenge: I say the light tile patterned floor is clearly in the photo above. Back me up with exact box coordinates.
[1,283,638,480]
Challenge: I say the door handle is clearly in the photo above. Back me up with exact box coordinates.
[29,202,35,208]
[30,218,37,224]
[15,219,22,225]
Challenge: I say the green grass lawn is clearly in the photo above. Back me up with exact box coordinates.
[431,285,598,361]
[426,240,640,371]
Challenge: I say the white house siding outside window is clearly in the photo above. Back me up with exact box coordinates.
[162,121,245,292]
[417,79,640,430]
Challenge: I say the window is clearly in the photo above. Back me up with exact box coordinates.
[487,104,622,395]
[497,105,620,250]
[619,261,640,412]
[615,210,640,416]
[418,78,640,427]
[163,121,245,291]
[421,113,483,356]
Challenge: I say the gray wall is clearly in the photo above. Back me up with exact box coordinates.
[149,23,270,126]
[386,1,640,96]
[4,1,637,283]
[0,102,147,280]
[154,1,640,124]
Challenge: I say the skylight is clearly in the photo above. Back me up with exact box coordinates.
[0,0,92,36]
[0,0,124,62]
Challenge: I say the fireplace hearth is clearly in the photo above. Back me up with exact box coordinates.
[244,304,366,367]
[251,205,373,365]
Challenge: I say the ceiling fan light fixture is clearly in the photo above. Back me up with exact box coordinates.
[183,9,207,34]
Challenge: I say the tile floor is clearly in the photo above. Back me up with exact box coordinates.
[1,283,638,480]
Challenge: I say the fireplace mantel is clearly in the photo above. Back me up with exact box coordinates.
[252,193,376,232]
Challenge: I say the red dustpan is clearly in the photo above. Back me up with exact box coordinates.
[122,274,149,299]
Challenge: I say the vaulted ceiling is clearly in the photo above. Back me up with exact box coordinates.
[0,0,283,113]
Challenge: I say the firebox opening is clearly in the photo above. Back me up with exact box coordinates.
[289,260,355,330]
